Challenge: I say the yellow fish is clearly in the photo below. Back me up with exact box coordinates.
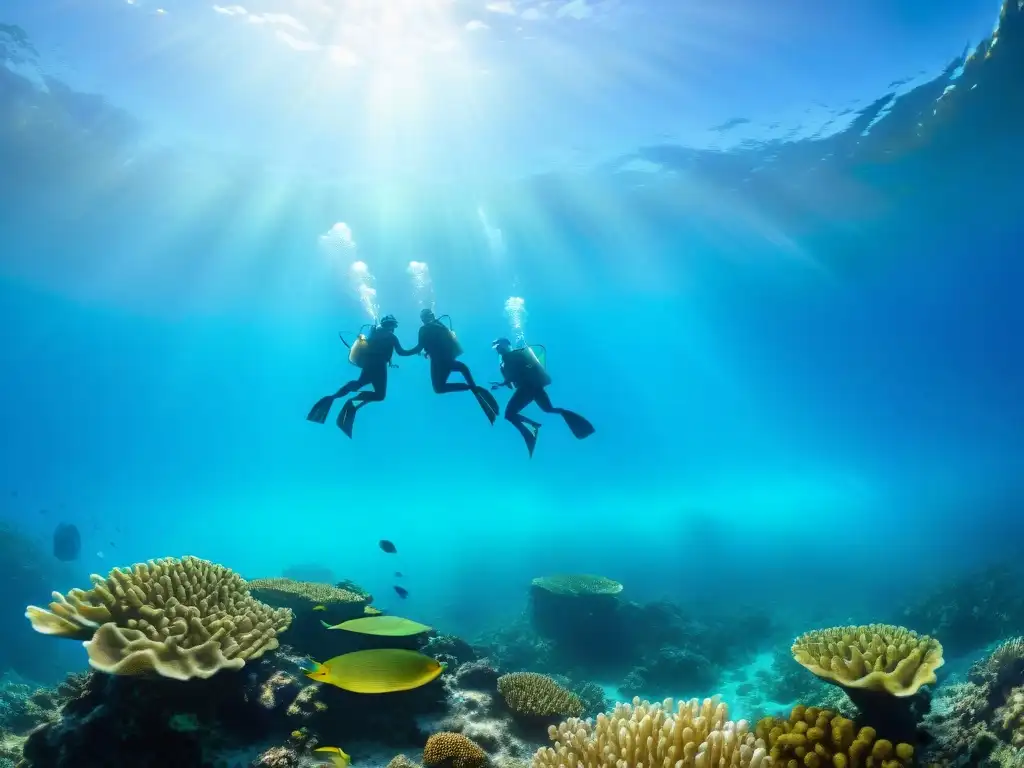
[314,746,351,768]
[313,605,327,611]
[319,615,432,637]
[363,606,382,616]
[300,649,446,694]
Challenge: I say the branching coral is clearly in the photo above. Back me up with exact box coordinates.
[530,575,622,597]
[532,696,769,768]
[756,704,915,768]
[25,556,291,680]
[497,673,583,719]
[792,624,944,696]
[423,732,488,768]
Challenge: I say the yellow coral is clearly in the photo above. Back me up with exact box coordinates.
[756,705,914,767]
[497,673,583,719]
[530,575,622,596]
[423,732,487,768]
[532,696,769,768]
[25,556,291,680]
[792,624,943,696]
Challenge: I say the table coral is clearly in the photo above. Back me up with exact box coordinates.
[25,556,292,680]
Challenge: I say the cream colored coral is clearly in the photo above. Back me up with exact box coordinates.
[532,696,770,768]
[25,556,291,680]
[792,624,944,696]
[497,672,583,719]
[530,575,622,596]
[246,578,367,607]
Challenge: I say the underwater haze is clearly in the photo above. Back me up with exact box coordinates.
[2,0,1024,690]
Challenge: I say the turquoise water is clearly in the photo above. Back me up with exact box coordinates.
[1,0,1023,694]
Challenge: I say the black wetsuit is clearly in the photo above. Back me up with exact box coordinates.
[335,328,417,405]
[494,349,594,456]
[406,321,479,393]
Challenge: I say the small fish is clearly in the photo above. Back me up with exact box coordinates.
[314,746,351,768]
[109,541,115,548]
[363,606,382,616]
[320,615,431,636]
[96,551,105,559]
[394,571,404,578]
[393,585,408,599]
[378,539,397,553]
[313,605,327,611]
[300,649,445,693]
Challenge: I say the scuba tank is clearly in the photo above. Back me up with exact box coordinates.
[433,315,463,359]
[347,324,375,368]
[512,343,552,387]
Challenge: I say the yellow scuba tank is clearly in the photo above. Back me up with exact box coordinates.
[347,324,374,368]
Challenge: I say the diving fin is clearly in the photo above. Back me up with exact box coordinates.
[473,387,499,425]
[561,410,595,439]
[524,422,539,458]
[307,395,335,424]
[337,401,357,438]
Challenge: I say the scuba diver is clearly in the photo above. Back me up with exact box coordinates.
[403,308,500,424]
[306,314,417,437]
[489,338,595,457]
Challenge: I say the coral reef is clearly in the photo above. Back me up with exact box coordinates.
[528,574,629,675]
[792,624,943,744]
[420,635,478,669]
[16,643,448,767]
[619,647,718,700]
[899,563,1024,658]
[25,556,292,680]
[756,704,915,767]
[530,576,623,597]
[497,673,583,720]
[423,732,487,768]
[247,578,370,660]
[532,696,769,768]
[924,636,1024,766]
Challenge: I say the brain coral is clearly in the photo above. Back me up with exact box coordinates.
[497,673,583,719]
[423,732,488,768]
[791,624,943,696]
[25,556,292,680]
[756,704,915,768]
[532,696,769,768]
[530,575,622,597]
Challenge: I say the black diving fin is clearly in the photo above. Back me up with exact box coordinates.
[473,387,499,425]
[561,410,595,439]
[306,395,335,424]
[337,400,357,438]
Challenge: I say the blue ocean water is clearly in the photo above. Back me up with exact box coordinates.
[1,0,1022,713]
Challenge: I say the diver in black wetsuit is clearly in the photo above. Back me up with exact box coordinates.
[306,314,417,437]
[404,308,500,423]
[489,337,595,457]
